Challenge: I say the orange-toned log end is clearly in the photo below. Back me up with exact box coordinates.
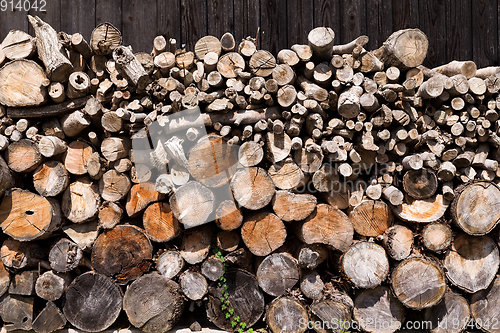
[0,188,61,241]
[64,141,94,175]
[241,211,286,256]
[5,139,42,173]
[91,224,153,285]
[143,202,180,243]
[125,182,164,218]
[391,194,450,223]
[215,200,243,231]
[350,200,393,237]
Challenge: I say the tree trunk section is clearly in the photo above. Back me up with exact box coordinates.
[169,181,215,228]
[48,238,82,273]
[350,200,393,237]
[470,276,500,333]
[402,168,438,199]
[156,250,184,279]
[179,225,212,265]
[257,252,299,297]
[266,296,308,333]
[423,291,471,333]
[33,161,69,197]
[380,225,413,261]
[241,211,287,256]
[201,256,225,282]
[62,178,100,223]
[32,301,66,333]
[272,190,317,222]
[341,242,389,289]
[35,270,71,301]
[179,269,208,300]
[309,300,351,333]
[421,223,452,252]
[64,141,94,175]
[215,200,243,231]
[125,182,164,217]
[5,139,42,173]
[373,28,428,69]
[231,167,276,210]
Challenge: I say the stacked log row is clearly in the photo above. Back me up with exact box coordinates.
[0,16,500,333]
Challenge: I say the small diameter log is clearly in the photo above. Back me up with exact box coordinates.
[32,161,69,197]
[220,32,235,52]
[1,238,46,269]
[391,257,446,309]
[206,269,265,331]
[9,270,38,296]
[241,211,287,256]
[421,223,452,252]
[179,270,208,300]
[201,256,225,282]
[297,243,328,269]
[353,286,405,333]
[380,225,413,261]
[268,158,305,190]
[266,297,309,333]
[216,230,240,252]
[433,60,477,78]
[179,225,212,265]
[309,300,351,333]
[293,204,353,252]
[66,71,90,99]
[382,185,404,206]
[61,110,90,137]
[300,270,324,300]
[272,190,317,222]
[341,242,389,289]
[101,136,131,162]
[91,225,153,284]
[156,250,184,279]
[392,194,450,223]
[32,301,67,333]
[125,182,164,217]
[90,23,122,55]
[294,147,324,173]
[63,272,123,332]
[99,169,131,202]
[113,46,149,90]
[470,277,500,333]
[373,28,428,69]
[349,200,393,237]
[215,200,243,231]
[451,181,500,235]
[443,234,499,293]
[28,15,72,82]
[5,139,41,172]
[402,168,438,199]
[338,85,364,118]
[231,167,276,210]
[333,35,369,54]
[423,291,471,333]
[416,76,444,99]
[308,27,335,60]
[143,202,180,242]
[38,135,67,157]
[35,270,71,301]
[170,181,214,229]
[257,252,299,296]
[49,238,82,273]
[0,189,62,241]
[64,141,94,175]
[98,202,123,230]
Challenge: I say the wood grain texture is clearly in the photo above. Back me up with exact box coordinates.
[158,0,181,43]
[260,0,287,55]
[339,0,366,45]
[445,0,472,61]
[207,0,233,39]
[60,0,96,40]
[181,0,207,51]
[96,0,122,28]
[0,6,29,40]
[233,0,259,46]
[473,0,498,67]
[313,0,341,40]
[419,0,446,68]
[392,0,419,32]
[366,0,392,51]
[122,0,157,52]
[287,0,313,46]
[28,0,60,36]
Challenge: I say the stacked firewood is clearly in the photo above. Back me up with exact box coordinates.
[1,15,500,333]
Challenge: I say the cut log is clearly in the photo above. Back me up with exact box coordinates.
[422,223,452,252]
[217,52,245,78]
[353,286,405,333]
[38,135,67,157]
[90,23,122,55]
[98,201,123,230]
[64,141,94,175]
[433,60,477,79]
[266,296,308,333]
[220,32,235,52]
[216,230,240,252]
[9,269,38,296]
[32,161,69,197]
[294,147,324,173]
[143,202,179,242]
[99,169,131,202]
[125,182,163,217]
[349,200,393,237]
[451,181,500,235]
[179,225,212,265]
[391,257,446,309]
[0,238,46,269]
[391,194,450,223]
[92,225,152,284]
[1,30,36,60]
[0,189,62,241]
[272,190,317,222]
[66,72,90,99]
[402,168,438,199]
[380,225,413,261]
[0,60,47,107]
[373,28,428,69]
[0,261,9,297]
[170,181,214,228]
[297,243,328,270]
[266,131,292,163]
[201,256,225,282]
[32,301,67,333]
[113,46,150,90]
[215,200,243,231]
[179,269,208,300]
[49,238,82,273]
[423,291,471,333]
[0,155,14,197]
[309,300,351,333]
[156,250,184,279]
[308,27,335,60]
[62,178,100,223]
[62,220,99,252]
[63,272,123,332]
[341,241,389,289]
[35,270,71,301]
[238,141,264,166]
[101,136,131,162]
[443,234,499,293]
[300,270,324,300]
[241,211,286,256]
[5,139,42,173]
[268,158,305,190]
[249,50,276,77]
[231,167,275,210]
[0,294,34,331]
[470,276,500,333]
[194,35,222,60]
[338,85,364,119]
[257,252,299,296]
[293,204,353,252]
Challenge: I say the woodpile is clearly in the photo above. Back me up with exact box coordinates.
[1,16,500,333]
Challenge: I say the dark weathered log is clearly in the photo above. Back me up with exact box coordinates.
[9,270,38,296]
[0,294,34,331]
[470,276,500,333]
[241,211,286,256]
[309,300,351,333]
[423,291,471,333]
[300,269,324,300]
[35,270,71,301]
[266,296,309,333]
[48,238,82,273]
[402,168,438,199]
[257,252,299,297]
[32,301,67,333]
[201,256,225,282]
[7,95,92,118]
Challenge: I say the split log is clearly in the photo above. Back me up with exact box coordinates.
[451,181,500,235]
[443,234,499,293]
[32,301,67,333]
[0,238,46,269]
[266,297,308,333]
[300,270,324,300]
[9,270,38,296]
[257,252,299,296]
[266,131,292,163]
[1,30,36,60]
[421,223,452,252]
[297,243,328,270]
[294,147,324,173]
[64,140,94,175]
[35,270,72,301]
[391,194,450,223]
[231,167,275,210]
[143,202,179,242]
[61,178,100,224]
[402,168,438,199]
[349,200,393,237]
[215,200,243,231]
[373,28,428,69]
[125,182,163,217]
[0,295,34,331]
[49,238,82,273]
[391,257,446,309]
[0,189,62,241]
[179,225,212,264]
[91,224,153,284]
[90,23,122,55]
[5,138,41,172]
[272,191,317,222]
[63,272,123,332]
[170,181,214,228]
[28,16,73,82]
[179,270,208,300]
[241,211,287,256]
[379,225,413,261]
[341,242,389,289]
[0,155,14,197]
[423,291,471,333]
[293,204,353,252]
[157,250,184,279]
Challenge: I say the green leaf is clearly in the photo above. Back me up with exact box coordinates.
[224,292,229,299]
[225,300,230,306]
[228,308,234,315]
[225,313,231,319]
[238,329,243,333]
[240,322,247,329]
[231,321,237,328]
[247,328,253,333]
[221,304,226,311]
[220,297,225,303]
[235,316,240,322]
[220,257,226,263]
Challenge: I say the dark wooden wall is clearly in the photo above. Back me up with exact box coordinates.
[0,0,498,68]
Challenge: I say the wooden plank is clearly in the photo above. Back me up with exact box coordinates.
[122,0,157,52]
[419,0,446,68]
[287,0,314,46]
[158,0,181,44]
[366,0,392,51]
[0,5,30,40]
[60,0,96,41]
[392,0,419,31]
[181,0,207,51]
[339,0,366,45]
[313,0,341,44]
[472,0,497,68]
[207,0,234,40]
[445,0,472,61]
[234,0,260,47]
[28,0,61,36]
[260,0,287,54]
[96,0,122,30]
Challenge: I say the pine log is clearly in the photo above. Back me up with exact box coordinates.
[272,190,317,222]
[257,252,299,296]
[391,194,450,223]
[231,167,276,210]
[241,211,286,256]
[170,181,214,228]
[63,272,123,332]
[341,242,389,289]
[391,257,446,309]
[444,234,499,293]
[349,200,393,237]
[379,225,413,261]
[373,28,428,69]
[179,269,208,300]
[35,270,71,301]
[32,301,67,333]
[143,202,179,242]
[0,189,62,241]
[101,136,131,162]
[266,296,308,333]
[5,138,41,172]
[353,286,405,333]
[293,204,353,252]
[179,225,212,265]
[92,224,152,284]
[156,250,184,279]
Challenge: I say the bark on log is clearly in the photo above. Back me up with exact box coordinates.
[241,211,286,256]
[113,46,150,90]
[380,225,413,261]
[309,300,351,333]
[32,160,69,197]
[0,154,14,197]
[470,276,500,333]
[308,27,335,60]
[0,238,46,269]
[300,269,324,300]
[341,242,389,289]
[421,223,452,252]
[0,294,34,331]
[201,256,224,282]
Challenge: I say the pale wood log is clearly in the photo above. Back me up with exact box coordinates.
[179,269,208,301]
[156,250,184,279]
[62,178,100,224]
[0,60,48,107]
[231,167,275,210]
[268,158,306,190]
[194,35,221,61]
[2,30,36,61]
[359,50,384,73]
[433,60,477,78]
[391,194,450,223]
[423,291,471,333]
[179,225,212,264]
[33,161,69,197]
[99,169,131,202]
[48,238,82,273]
[309,300,351,333]
[382,185,404,206]
[38,135,67,157]
[272,190,317,222]
[64,140,94,175]
[61,110,90,137]
[300,269,325,299]
[297,76,329,101]
[66,71,90,99]
[294,147,323,173]
[422,223,452,252]
[113,46,150,90]
[379,224,413,261]
[277,49,300,66]
[266,296,308,333]
[217,52,245,78]
[332,35,369,55]
[373,28,428,69]
[0,238,47,270]
[238,141,264,167]
[277,84,297,108]
[170,181,214,228]
[90,22,122,55]
[416,76,444,99]
[307,27,335,60]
